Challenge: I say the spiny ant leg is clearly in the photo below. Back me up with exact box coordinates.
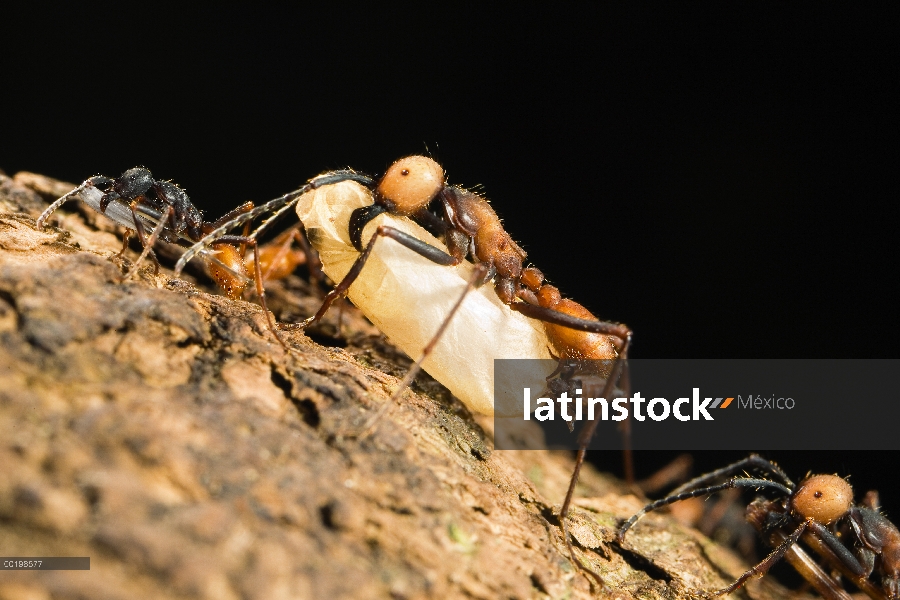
[807,520,868,577]
[299,224,459,330]
[511,301,632,340]
[795,521,887,600]
[669,454,794,497]
[771,526,856,600]
[248,236,288,350]
[128,204,163,274]
[118,229,135,257]
[358,263,489,439]
[214,234,288,350]
[617,477,793,542]
[208,201,256,230]
[712,521,809,597]
[123,206,171,281]
[555,336,631,587]
[174,171,374,276]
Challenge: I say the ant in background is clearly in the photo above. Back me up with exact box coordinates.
[618,454,900,600]
[36,167,306,347]
[174,156,632,584]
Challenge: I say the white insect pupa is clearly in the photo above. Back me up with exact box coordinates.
[294,180,555,416]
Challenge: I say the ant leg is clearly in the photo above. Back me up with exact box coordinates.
[774,537,856,600]
[215,235,288,350]
[617,477,793,542]
[510,301,632,339]
[669,454,794,496]
[123,206,171,280]
[358,263,490,438]
[551,359,635,485]
[118,229,135,257]
[207,201,256,230]
[763,521,856,600]
[808,521,869,576]
[796,520,886,600]
[298,224,459,330]
[712,520,810,597]
[175,171,374,276]
[555,337,630,586]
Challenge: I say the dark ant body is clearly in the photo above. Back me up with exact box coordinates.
[94,167,204,240]
[618,455,900,600]
[174,156,632,584]
[37,168,291,346]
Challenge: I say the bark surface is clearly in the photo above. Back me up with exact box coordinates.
[0,171,803,600]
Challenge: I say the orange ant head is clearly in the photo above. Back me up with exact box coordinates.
[791,474,853,524]
[375,155,444,215]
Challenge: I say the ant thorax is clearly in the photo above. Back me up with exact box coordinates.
[294,179,555,416]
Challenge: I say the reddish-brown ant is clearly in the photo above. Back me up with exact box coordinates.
[174,156,632,582]
[618,454,900,600]
[36,167,297,347]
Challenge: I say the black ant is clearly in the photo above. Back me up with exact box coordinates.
[173,156,632,584]
[618,454,900,600]
[36,167,293,347]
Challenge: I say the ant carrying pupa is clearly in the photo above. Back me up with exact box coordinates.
[35,167,305,347]
[618,454,900,600]
[174,155,632,582]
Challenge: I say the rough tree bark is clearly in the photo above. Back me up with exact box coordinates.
[0,170,804,600]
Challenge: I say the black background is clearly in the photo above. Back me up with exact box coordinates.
[3,6,897,517]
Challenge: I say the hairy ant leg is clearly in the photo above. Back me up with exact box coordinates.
[358,262,491,437]
[543,343,631,583]
[123,205,173,280]
[116,227,162,274]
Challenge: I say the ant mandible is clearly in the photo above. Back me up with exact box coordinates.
[174,155,632,582]
[36,167,296,347]
[618,454,900,600]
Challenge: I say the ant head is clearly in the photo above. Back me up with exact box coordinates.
[375,155,444,216]
[89,175,114,191]
[790,474,853,524]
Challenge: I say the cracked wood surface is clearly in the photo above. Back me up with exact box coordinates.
[0,170,802,600]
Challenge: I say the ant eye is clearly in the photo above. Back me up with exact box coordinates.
[375,155,444,215]
[815,491,823,498]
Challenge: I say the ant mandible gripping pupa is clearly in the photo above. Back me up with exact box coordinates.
[36,167,303,347]
[618,454,900,600]
[175,155,633,578]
